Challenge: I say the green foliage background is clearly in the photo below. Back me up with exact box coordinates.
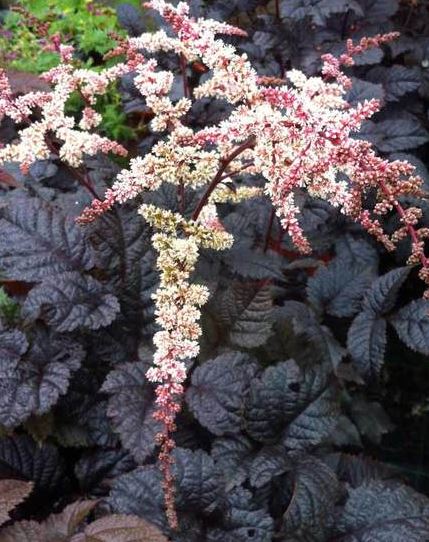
[0,0,137,141]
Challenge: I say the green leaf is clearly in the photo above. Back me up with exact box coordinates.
[0,287,20,322]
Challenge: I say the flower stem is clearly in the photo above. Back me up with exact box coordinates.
[379,179,429,268]
[275,0,280,20]
[264,207,276,252]
[179,54,190,99]
[192,136,256,221]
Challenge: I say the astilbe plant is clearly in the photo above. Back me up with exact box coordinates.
[1,0,429,527]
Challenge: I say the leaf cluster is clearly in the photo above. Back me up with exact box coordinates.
[0,0,429,539]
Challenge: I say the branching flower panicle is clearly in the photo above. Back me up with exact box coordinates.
[0,43,127,173]
[2,0,429,529]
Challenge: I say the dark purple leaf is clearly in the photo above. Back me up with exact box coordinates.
[102,362,161,463]
[186,352,258,436]
[23,272,120,332]
[0,196,94,282]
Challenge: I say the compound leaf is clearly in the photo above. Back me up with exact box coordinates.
[245,360,339,449]
[249,445,291,488]
[44,500,97,539]
[358,0,399,23]
[0,327,84,428]
[366,65,421,102]
[0,328,28,362]
[366,118,429,152]
[74,449,135,493]
[173,448,223,515]
[334,235,379,268]
[116,3,145,36]
[206,487,274,542]
[108,467,167,532]
[225,247,284,280]
[276,302,346,369]
[0,500,96,542]
[0,520,43,542]
[0,435,68,497]
[307,258,375,317]
[345,78,385,106]
[280,0,362,25]
[211,434,255,489]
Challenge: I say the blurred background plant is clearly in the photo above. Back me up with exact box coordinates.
[0,0,141,141]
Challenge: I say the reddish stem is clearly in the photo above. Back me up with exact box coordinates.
[218,161,253,182]
[192,136,256,221]
[179,54,190,99]
[263,207,275,252]
[379,179,429,268]
[75,169,101,200]
[45,136,100,200]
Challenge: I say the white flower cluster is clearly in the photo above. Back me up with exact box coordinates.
[0,58,127,172]
[112,138,220,204]
[148,233,209,390]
